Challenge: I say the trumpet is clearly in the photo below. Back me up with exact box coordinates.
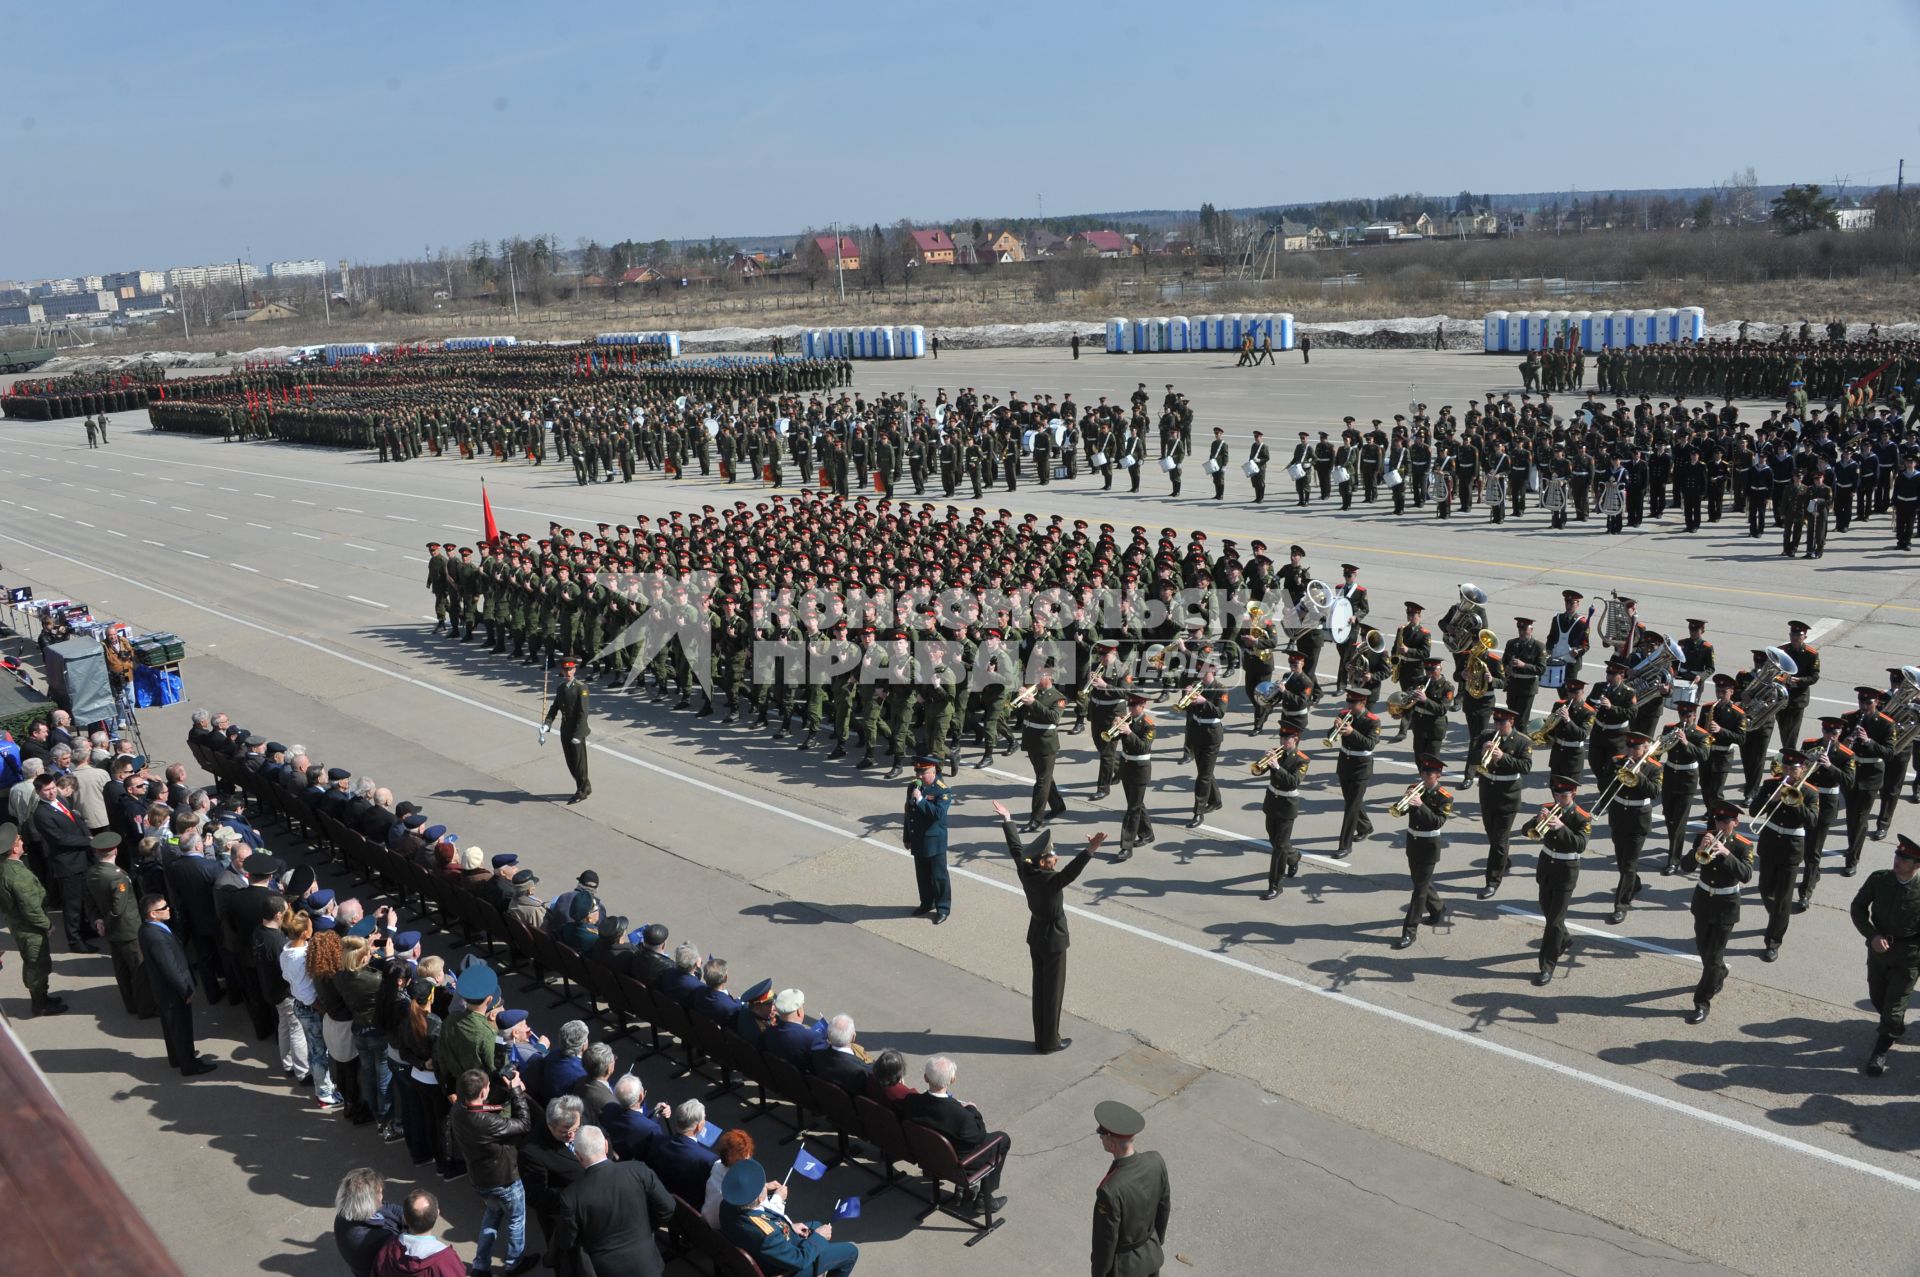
[1009,684,1039,708]
[1173,683,1203,711]
[1389,781,1430,817]
[1323,709,1354,748]
[1472,735,1503,779]
[1694,831,1731,866]
[1101,714,1137,743]
[1250,744,1288,774]
[1522,803,1565,840]
[1528,702,1568,748]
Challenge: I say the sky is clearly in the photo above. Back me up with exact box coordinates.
[7,0,1918,281]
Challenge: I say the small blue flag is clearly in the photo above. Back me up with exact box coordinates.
[833,1196,861,1220]
[695,1122,723,1148]
[792,1144,828,1181]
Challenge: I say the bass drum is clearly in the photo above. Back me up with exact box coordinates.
[1324,596,1355,646]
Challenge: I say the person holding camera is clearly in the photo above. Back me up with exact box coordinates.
[447,1065,539,1275]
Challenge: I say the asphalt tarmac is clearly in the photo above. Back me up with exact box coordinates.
[0,347,1914,1276]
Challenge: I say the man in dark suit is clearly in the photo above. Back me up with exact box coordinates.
[760,988,818,1068]
[139,895,216,1076]
[993,800,1102,1054]
[552,1125,673,1277]
[898,1055,1009,1211]
[601,1075,669,1164]
[653,944,704,1005]
[645,1100,720,1204]
[31,773,95,952]
[629,924,675,984]
[806,1016,872,1094]
[162,838,227,1001]
[685,959,741,1027]
[520,1095,587,1255]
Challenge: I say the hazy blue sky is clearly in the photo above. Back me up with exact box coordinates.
[8,0,1917,280]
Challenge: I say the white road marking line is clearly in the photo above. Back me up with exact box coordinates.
[141,539,165,547]
[180,550,210,559]
[183,480,204,487]
[254,492,274,498]
[246,522,272,530]
[384,515,416,523]
[218,486,239,493]
[346,594,389,610]
[282,578,318,590]
[206,513,229,521]
[442,524,467,532]
[19,505,36,512]
[74,520,94,528]
[1496,904,1699,962]
[107,530,127,538]
[1806,617,1843,644]
[290,531,322,540]
[8,532,1919,1196]
[292,499,315,505]
[339,506,364,513]
[44,512,64,520]
[0,499,11,505]
[84,487,99,494]
[402,555,427,563]
[229,563,259,573]
[169,505,191,512]
[138,498,155,504]
[345,542,378,552]
[83,464,97,469]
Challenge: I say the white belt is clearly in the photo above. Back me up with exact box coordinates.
[1407,830,1442,841]
[1597,724,1626,732]
[1541,849,1580,861]
[1267,784,1299,797]
[1710,744,1737,752]
[1699,883,1741,896]
[1122,752,1152,762]
[1340,748,1374,758]
[1611,797,1653,808]
[1811,786,1841,796]
[1023,722,1055,732]
[1667,762,1698,771]
[1760,821,1804,837]
[1190,717,1223,726]
[1091,696,1125,707]
[1482,773,1523,783]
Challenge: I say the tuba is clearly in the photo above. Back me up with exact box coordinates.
[1738,646,1798,735]
[1462,629,1498,698]
[1282,580,1334,635]
[1442,585,1489,653]
[1345,628,1387,687]
[1622,635,1683,701]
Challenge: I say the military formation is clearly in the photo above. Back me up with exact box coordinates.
[1518,330,1920,404]
[1,363,163,420]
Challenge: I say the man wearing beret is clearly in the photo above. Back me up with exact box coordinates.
[1091,1100,1171,1277]
[719,1157,858,1276]
[0,821,62,1015]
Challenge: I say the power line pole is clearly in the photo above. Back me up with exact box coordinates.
[507,254,520,321]
[832,220,845,303]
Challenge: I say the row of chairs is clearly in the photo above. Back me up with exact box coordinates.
[187,740,1006,1250]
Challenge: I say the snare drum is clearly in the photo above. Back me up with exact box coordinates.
[1286,462,1307,481]
[1540,661,1568,690]
[1332,464,1350,485]
[1160,456,1178,473]
[1242,459,1261,477]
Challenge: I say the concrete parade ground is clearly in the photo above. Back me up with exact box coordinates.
[1,347,1916,1277]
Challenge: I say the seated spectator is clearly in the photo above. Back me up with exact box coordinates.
[479,853,520,913]
[497,1008,549,1075]
[344,776,378,827]
[357,787,398,842]
[601,1073,670,1164]
[519,1096,585,1255]
[592,914,634,969]
[455,844,493,894]
[867,1048,913,1108]
[546,870,602,938]
[556,891,599,953]
[732,978,776,1040]
[530,1020,589,1102]
[370,1189,465,1277]
[808,1015,872,1094]
[717,1160,857,1277]
[504,869,545,931]
[332,1167,403,1277]
[655,942,704,1004]
[646,1098,719,1204]
[761,988,817,1067]
[630,923,674,983]
[570,1042,617,1123]
[702,1128,787,1229]
[317,767,354,820]
[687,957,740,1026]
[898,1055,1009,1213]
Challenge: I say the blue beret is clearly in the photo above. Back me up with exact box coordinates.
[312,916,337,931]
[402,814,427,829]
[327,767,351,781]
[722,1159,766,1207]
[424,824,447,840]
[394,930,422,951]
[455,964,500,1002]
[491,853,519,868]
[309,888,336,907]
[348,917,377,938]
[496,1009,528,1029]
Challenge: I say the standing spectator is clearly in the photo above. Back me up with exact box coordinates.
[432,963,503,1084]
[162,830,227,1002]
[337,933,395,1134]
[0,821,62,1014]
[392,977,457,1175]
[371,1189,466,1277]
[138,894,215,1076]
[447,1067,539,1276]
[253,895,310,1084]
[280,911,342,1108]
[71,748,112,833]
[84,833,151,1017]
[333,1167,404,1277]
[30,772,95,953]
[551,1125,674,1277]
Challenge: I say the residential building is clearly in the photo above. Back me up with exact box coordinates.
[40,292,119,319]
[1402,213,1436,237]
[981,229,1024,263]
[1072,229,1134,258]
[907,228,955,266]
[222,301,299,323]
[167,262,260,289]
[269,259,328,280]
[809,235,862,270]
[950,231,979,265]
[1835,203,1875,232]
[0,302,47,326]
[1023,228,1068,259]
[103,269,167,294]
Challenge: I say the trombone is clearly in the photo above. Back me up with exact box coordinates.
[1389,781,1430,817]
[1752,773,1810,825]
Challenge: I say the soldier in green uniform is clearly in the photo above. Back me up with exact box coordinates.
[86,832,152,1017]
[427,543,452,633]
[1091,1100,1171,1277]
[1851,835,1920,1077]
[1019,669,1069,830]
[0,822,63,1015]
[541,658,592,803]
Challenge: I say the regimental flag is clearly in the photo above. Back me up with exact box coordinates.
[482,482,500,547]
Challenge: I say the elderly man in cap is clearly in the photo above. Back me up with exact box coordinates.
[0,821,63,1015]
[1851,835,1920,1077]
[1092,1100,1171,1277]
[993,799,1103,1054]
[719,1158,858,1277]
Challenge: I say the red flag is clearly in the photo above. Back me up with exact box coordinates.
[481,482,500,547]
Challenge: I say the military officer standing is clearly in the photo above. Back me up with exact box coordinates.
[1686,803,1753,1024]
[1852,836,1920,1077]
[1393,755,1455,950]
[86,832,152,1017]
[1091,1101,1171,1277]
[0,823,63,1015]
[1113,693,1157,862]
[1180,658,1228,827]
[542,659,592,803]
[1334,688,1379,857]
[995,800,1102,1054]
[1503,617,1545,725]
[907,756,952,924]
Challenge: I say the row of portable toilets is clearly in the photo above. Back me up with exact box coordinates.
[1105,313,1296,354]
[442,336,518,351]
[322,342,381,365]
[800,326,929,359]
[595,331,684,357]
[1483,307,1706,353]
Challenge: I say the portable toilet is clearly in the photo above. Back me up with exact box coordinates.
[1167,316,1190,352]
[1677,306,1704,343]
[1630,309,1657,347]
[1483,311,1507,352]
[898,325,926,358]
[1602,311,1630,350]
[1275,312,1295,350]
[1655,307,1679,345]
[1545,310,1570,350]
[1570,311,1594,352]
[1107,318,1129,353]
[1192,315,1213,351]
[872,328,894,359]
[1149,317,1168,352]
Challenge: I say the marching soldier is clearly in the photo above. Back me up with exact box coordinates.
[1392,754,1454,950]
[1776,619,1821,750]
[1843,685,1895,868]
[1587,659,1639,791]
[1503,617,1545,725]
[541,658,592,803]
[1181,658,1229,827]
[1603,731,1661,924]
[1257,724,1307,900]
[1245,431,1270,503]
[1658,702,1712,874]
[1528,776,1590,985]
[1850,835,1920,1077]
[1542,678,1595,783]
[1387,602,1432,743]
[427,543,452,634]
[1333,688,1379,857]
[1087,641,1128,801]
[1686,803,1754,1024]
[1019,670,1069,832]
[1797,717,1853,908]
[1405,657,1456,765]
[1471,706,1531,899]
[1206,427,1231,500]
[1700,674,1746,811]
[1754,749,1813,963]
[1113,692,1156,862]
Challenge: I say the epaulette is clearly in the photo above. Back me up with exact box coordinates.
[1803,644,1819,654]
[1363,711,1380,722]
[1572,805,1593,821]
[1418,626,1431,635]
[1434,787,1454,801]
[1879,711,1897,724]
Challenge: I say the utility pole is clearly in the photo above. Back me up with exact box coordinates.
[321,261,331,327]
[832,220,845,303]
[508,254,520,321]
